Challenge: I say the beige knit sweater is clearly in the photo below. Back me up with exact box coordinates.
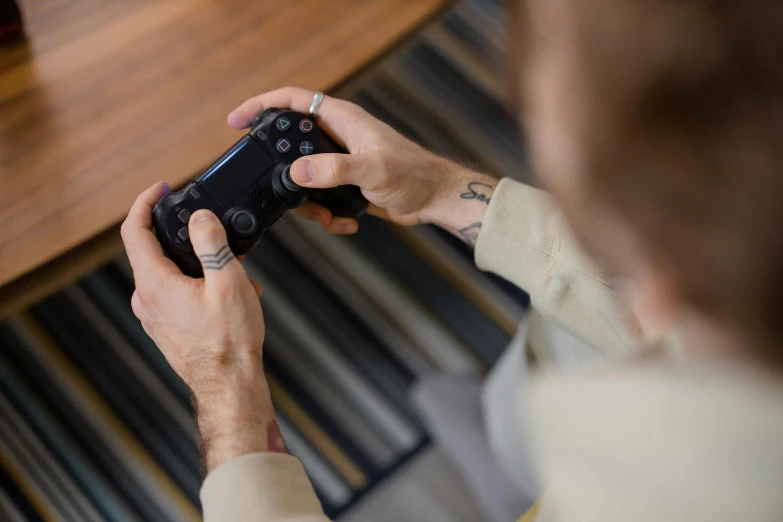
[201,179,783,522]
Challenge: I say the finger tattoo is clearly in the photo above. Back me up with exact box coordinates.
[199,244,236,270]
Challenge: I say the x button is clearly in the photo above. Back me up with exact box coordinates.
[299,141,315,155]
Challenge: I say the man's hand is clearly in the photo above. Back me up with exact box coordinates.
[121,182,285,473]
[228,87,497,245]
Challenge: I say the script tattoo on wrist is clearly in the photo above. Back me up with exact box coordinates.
[460,181,494,205]
[199,244,235,271]
[457,222,482,246]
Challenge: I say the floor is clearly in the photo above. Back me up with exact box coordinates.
[339,447,487,522]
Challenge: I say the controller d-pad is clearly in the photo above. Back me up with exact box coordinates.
[275,117,292,131]
[299,119,314,133]
[299,141,315,155]
[276,139,291,153]
[177,208,191,224]
[177,227,190,242]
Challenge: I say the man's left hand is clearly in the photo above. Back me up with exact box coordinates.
[121,181,282,471]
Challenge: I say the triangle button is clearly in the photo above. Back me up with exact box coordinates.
[275,117,291,131]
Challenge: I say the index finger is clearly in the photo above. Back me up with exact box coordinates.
[226,86,368,151]
[121,182,181,285]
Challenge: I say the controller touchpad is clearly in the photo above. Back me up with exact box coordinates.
[198,136,275,207]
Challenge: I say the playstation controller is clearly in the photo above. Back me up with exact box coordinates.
[152,108,368,277]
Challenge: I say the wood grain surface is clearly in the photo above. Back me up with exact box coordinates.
[0,0,446,287]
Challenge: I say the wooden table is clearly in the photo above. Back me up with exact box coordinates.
[0,0,446,308]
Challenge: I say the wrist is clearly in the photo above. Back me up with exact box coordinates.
[192,366,284,473]
[423,159,497,234]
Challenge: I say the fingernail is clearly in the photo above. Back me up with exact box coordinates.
[226,111,241,127]
[191,210,214,224]
[291,158,313,184]
[160,181,171,195]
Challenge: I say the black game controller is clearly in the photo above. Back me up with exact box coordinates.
[152,108,368,277]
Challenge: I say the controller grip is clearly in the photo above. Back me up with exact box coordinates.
[151,189,209,278]
[162,240,204,278]
[310,185,367,218]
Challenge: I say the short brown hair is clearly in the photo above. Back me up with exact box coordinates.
[519,0,783,359]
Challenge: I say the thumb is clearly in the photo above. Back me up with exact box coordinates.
[290,153,376,190]
[188,210,245,284]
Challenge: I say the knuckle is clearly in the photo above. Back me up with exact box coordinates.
[120,219,132,241]
[201,223,225,244]
[131,292,144,317]
[375,152,394,176]
[336,98,364,116]
[324,155,347,185]
[211,278,241,302]
[136,286,154,308]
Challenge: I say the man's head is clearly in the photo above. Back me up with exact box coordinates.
[518,0,783,361]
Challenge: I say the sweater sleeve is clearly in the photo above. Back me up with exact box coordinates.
[201,452,331,522]
[475,178,644,355]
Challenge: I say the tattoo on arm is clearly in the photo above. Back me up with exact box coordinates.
[460,181,494,205]
[199,244,236,270]
[457,222,482,246]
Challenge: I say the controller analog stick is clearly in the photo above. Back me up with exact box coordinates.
[281,165,302,192]
[229,210,258,238]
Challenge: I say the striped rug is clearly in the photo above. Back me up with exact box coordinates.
[0,0,528,519]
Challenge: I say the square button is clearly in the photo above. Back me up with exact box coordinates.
[177,208,191,224]
[276,139,291,153]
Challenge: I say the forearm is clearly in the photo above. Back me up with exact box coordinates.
[424,159,498,247]
[191,361,285,473]
[195,359,330,522]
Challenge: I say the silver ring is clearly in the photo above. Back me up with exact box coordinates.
[309,91,324,119]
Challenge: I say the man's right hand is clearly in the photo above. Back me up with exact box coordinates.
[227,87,497,244]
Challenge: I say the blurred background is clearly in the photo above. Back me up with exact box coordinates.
[0,0,532,520]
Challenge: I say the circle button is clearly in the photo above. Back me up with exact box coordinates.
[299,118,314,133]
[229,210,258,238]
